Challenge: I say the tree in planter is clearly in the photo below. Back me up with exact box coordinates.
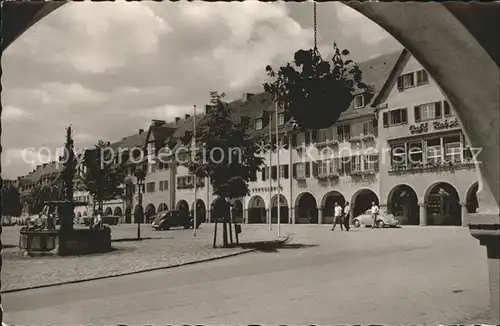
[83,140,126,216]
[188,91,264,247]
[263,43,367,130]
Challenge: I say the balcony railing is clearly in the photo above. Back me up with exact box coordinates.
[389,159,475,174]
[315,139,339,148]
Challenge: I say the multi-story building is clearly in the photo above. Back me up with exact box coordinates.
[18,50,480,227]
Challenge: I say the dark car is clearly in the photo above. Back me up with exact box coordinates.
[102,215,120,225]
[150,210,202,231]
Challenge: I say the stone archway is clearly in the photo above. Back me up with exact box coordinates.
[211,198,230,222]
[77,212,82,218]
[321,191,346,224]
[104,207,112,216]
[387,184,419,225]
[231,199,243,223]
[247,195,266,224]
[157,202,168,213]
[295,192,318,224]
[83,211,88,216]
[351,189,379,217]
[144,204,156,223]
[176,200,189,217]
[425,182,461,226]
[466,182,479,214]
[191,199,207,222]
[114,206,123,217]
[271,194,289,224]
[125,206,132,223]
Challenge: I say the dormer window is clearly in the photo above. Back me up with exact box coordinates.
[255,118,263,130]
[397,72,415,90]
[278,113,285,125]
[416,69,429,85]
[354,94,364,109]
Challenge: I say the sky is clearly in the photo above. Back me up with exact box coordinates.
[2,1,402,179]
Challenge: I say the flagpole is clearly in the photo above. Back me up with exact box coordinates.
[275,100,281,239]
[193,104,197,236]
[268,110,272,231]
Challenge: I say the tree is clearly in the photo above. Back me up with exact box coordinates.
[24,180,62,214]
[1,182,22,217]
[263,43,367,130]
[83,140,126,216]
[188,91,264,247]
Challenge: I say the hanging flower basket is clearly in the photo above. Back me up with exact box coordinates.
[263,44,367,130]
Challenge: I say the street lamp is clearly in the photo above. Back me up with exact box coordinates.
[134,165,146,240]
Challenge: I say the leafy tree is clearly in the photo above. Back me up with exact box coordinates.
[83,140,126,215]
[26,181,62,214]
[188,91,264,247]
[263,43,367,130]
[1,182,23,217]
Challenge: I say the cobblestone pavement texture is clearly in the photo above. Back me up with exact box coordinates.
[1,224,278,292]
[3,225,498,324]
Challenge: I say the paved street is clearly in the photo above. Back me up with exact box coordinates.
[1,224,277,292]
[2,225,495,324]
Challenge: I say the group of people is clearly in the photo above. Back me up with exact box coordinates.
[331,201,380,231]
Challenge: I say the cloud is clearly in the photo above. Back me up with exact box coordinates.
[2,105,31,122]
[7,2,171,74]
[1,148,53,178]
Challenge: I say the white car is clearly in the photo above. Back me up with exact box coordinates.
[352,210,400,228]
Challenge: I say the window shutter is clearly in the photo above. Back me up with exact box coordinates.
[435,101,442,118]
[292,163,297,178]
[414,106,421,122]
[271,166,277,180]
[444,100,451,116]
[410,73,415,86]
[312,162,318,177]
[284,165,289,179]
[291,134,297,147]
[305,162,311,177]
[261,168,266,181]
[383,112,388,127]
[401,108,408,124]
[397,76,403,90]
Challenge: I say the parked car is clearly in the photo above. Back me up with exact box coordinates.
[102,215,120,225]
[151,209,202,231]
[352,210,400,228]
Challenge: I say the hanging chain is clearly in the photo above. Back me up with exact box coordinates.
[313,1,318,51]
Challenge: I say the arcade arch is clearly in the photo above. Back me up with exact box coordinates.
[157,203,168,213]
[351,189,379,217]
[191,199,207,222]
[387,184,419,225]
[104,207,112,216]
[114,206,123,217]
[247,195,266,224]
[145,204,156,223]
[424,182,461,226]
[271,194,289,224]
[125,206,132,223]
[466,182,479,214]
[321,191,346,224]
[231,199,244,223]
[295,192,318,224]
[211,198,230,222]
[176,200,189,216]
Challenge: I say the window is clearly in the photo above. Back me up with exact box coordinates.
[311,130,318,143]
[352,156,362,172]
[354,94,364,109]
[408,142,423,165]
[391,144,406,167]
[444,135,461,162]
[305,162,311,178]
[414,101,442,122]
[261,167,268,181]
[279,165,289,179]
[278,113,285,126]
[383,108,408,127]
[362,120,377,135]
[271,166,277,180]
[444,100,452,117]
[329,159,335,174]
[295,163,305,178]
[426,138,442,163]
[250,169,257,181]
[397,72,415,90]
[364,154,379,172]
[416,69,429,85]
[146,182,155,193]
[159,181,164,191]
[318,160,329,175]
[337,124,351,142]
[255,118,263,130]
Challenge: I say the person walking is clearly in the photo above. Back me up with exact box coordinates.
[371,202,379,229]
[331,202,343,231]
[343,201,350,231]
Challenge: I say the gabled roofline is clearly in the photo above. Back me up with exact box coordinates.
[371,48,410,107]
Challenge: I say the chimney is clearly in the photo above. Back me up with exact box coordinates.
[43,163,48,168]
[138,129,144,134]
[175,117,181,123]
[185,114,191,119]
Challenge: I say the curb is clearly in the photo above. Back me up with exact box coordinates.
[1,248,257,294]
